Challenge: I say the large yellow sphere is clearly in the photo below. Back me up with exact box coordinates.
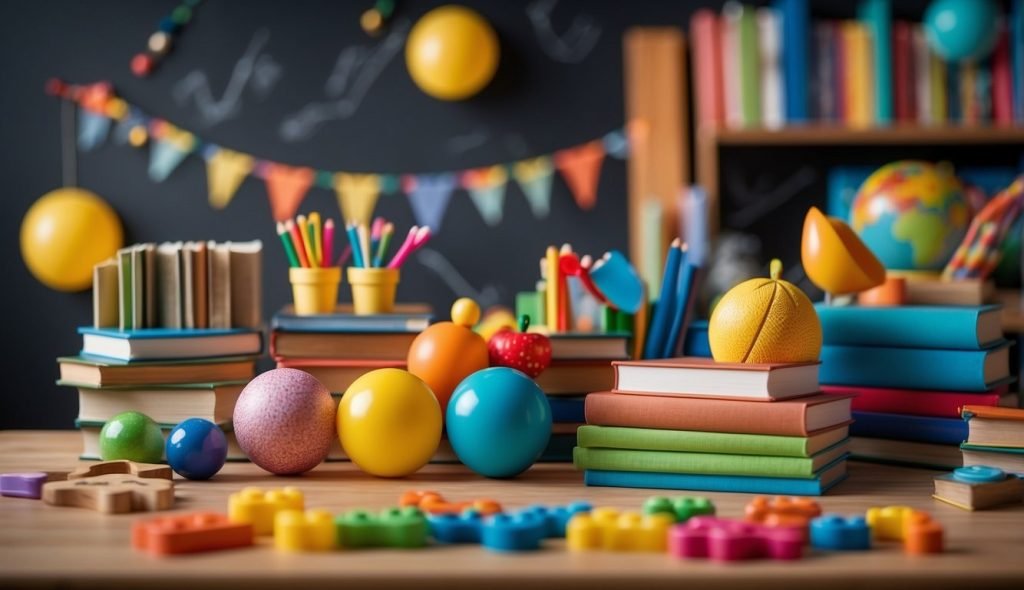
[20,188,123,292]
[337,368,442,477]
[405,5,499,100]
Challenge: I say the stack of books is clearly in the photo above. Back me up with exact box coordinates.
[961,406,1024,474]
[819,305,1015,470]
[574,358,852,495]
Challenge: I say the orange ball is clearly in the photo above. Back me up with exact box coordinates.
[407,299,489,414]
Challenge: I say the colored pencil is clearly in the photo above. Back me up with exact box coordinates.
[386,227,418,270]
[286,220,311,268]
[661,243,693,358]
[337,244,352,268]
[387,226,431,269]
[374,222,395,267]
[276,221,300,268]
[557,244,573,332]
[545,246,560,332]
[370,217,385,263]
[309,211,323,267]
[644,238,682,359]
[322,219,335,268]
[357,224,372,269]
[346,223,364,268]
[297,215,317,269]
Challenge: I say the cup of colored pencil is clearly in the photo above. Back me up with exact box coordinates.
[345,217,431,315]
[276,212,341,315]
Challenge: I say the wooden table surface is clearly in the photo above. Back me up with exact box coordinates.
[1,431,1022,589]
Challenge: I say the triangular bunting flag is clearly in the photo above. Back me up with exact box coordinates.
[206,147,254,209]
[512,156,555,219]
[77,109,110,152]
[148,124,196,183]
[379,174,401,195]
[602,128,630,159]
[333,173,381,226]
[553,140,606,210]
[406,173,457,232]
[264,163,315,221]
[463,165,508,226]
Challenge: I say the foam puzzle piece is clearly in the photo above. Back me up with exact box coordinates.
[132,512,254,555]
[566,507,674,552]
[399,490,502,515]
[68,460,172,481]
[274,509,336,552]
[809,514,872,550]
[428,509,547,551]
[335,507,429,549]
[745,496,822,529]
[228,487,304,536]
[643,496,716,523]
[668,516,803,562]
[0,472,66,499]
[865,505,915,541]
[42,474,174,514]
[903,511,944,555]
[524,502,593,537]
[427,511,485,544]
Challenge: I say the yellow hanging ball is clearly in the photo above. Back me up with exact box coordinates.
[708,259,822,364]
[405,5,499,100]
[20,188,123,292]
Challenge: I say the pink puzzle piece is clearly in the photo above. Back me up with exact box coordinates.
[0,473,57,499]
[668,516,803,562]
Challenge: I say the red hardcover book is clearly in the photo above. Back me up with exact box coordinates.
[690,9,725,128]
[823,385,1014,419]
[993,25,1013,126]
[893,21,916,123]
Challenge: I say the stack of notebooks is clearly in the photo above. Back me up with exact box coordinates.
[574,358,853,495]
[961,406,1024,474]
[818,305,1015,470]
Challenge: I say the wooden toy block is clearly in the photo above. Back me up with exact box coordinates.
[399,490,502,515]
[0,472,66,499]
[67,460,172,481]
[524,502,593,537]
[865,505,915,541]
[274,509,336,552]
[745,496,822,530]
[566,507,674,552]
[643,496,716,523]
[335,507,429,549]
[42,474,174,514]
[903,511,944,555]
[132,512,254,556]
[668,516,804,562]
[228,487,304,536]
[427,510,546,552]
[809,514,871,550]
[932,466,1024,511]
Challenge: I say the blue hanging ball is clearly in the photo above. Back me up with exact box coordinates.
[165,418,228,480]
[924,0,999,62]
[446,367,552,478]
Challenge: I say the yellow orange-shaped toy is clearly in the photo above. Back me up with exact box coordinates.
[407,298,490,414]
[709,260,822,364]
[802,206,886,295]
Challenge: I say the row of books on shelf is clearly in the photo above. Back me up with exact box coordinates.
[692,0,1024,130]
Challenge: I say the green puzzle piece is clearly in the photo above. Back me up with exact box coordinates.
[335,506,429,548]
[643,496,715,522]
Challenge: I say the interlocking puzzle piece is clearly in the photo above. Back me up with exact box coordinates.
[132,512,254,555]
[745,496,822,531]
[903,511,944,555]
[524,502,593,537]
[0,472,66,499]
[932,466,1024,511]
[668,516,803,562]
[428,509,547,551]
[643,496,715,523]
[809,514,871,550]
[274,509,335,552]
[335,507,429,549]
[566,507,674,552]
[399,490,502,515]
[865,505,915,541]
[428,511,485,544]
[68,460,172,481]
[228,487,304,536]
[42,474,174,514]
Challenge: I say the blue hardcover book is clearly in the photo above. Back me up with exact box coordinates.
[1014,0,1024,121]
[583,457,848,496]
[817,304,1004,350]
[78,327,263,362]
[272,305,432,333]
[776,0,810,122]
[851,411,967,445]
[548,396,586,423]
[858,0,892,124]
[820,343,1011,392]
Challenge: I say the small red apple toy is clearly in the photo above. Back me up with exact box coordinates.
[487,315,552,378]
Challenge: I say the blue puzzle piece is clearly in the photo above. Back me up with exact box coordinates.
[428,511,484,544]
[524,502,592,537]
[810,514,871,550]
[428,509,548,551]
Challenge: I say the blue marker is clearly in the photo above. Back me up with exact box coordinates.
[643,239,682,359]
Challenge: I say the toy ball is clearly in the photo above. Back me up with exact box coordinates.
[99,411,165,463]
[20,187,123,291]
[407,298,490,414]
[709,259,822,364]
[337,368,441,477]
[165,418,228,480]
[446,367,552,478]
[924,0,999,61]
[405,5,499,100]
[851,160,971,271]
[233,369,336,475]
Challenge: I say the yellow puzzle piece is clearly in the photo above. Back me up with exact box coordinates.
[274,509,335,552]
[566,507,673,552]
[228,487,305,536]
[865,505,915,541]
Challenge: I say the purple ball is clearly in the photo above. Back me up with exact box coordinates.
[233,368,336,475]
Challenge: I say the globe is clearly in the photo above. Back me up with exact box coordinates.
[850,161,971,271]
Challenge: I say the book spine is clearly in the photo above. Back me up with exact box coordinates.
[992,31,1012,124]
[859,0,892,125]
[573,447,818,478]
[893,21,916,123]
[826,386,1004,419]
[948,62,962,123]
[961,61,978,126]
[777,0,810,122]
[850,412,967,445]
[758,7,785,129]
[576,425,808,457]
[931,46,948,122]
[1013,0,1024,122]
[690,10,725,128]
[835,21,848,122]
[820,345,993,391]
[843,21,873,128]
[817,307,984,349]
[738,3,761,127]
[913,26,933,124]
[584,469,830,495]
[722,4,742,128]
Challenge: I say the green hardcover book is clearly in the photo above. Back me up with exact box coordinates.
[572,440,850,479]
[738,3,761,126]
[576,424,850,458]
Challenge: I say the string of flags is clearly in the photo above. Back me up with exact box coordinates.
[47,80,639,232]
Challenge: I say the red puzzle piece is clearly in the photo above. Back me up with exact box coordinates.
[669,516,803,562]
[133,512,254,556]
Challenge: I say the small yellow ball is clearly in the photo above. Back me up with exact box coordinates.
[128,125,148,147]
[451,297,481,327]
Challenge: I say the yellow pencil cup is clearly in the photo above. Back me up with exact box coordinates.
[289,267,341,315]
[347,267,400,315]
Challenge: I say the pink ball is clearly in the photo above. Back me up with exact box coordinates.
[233,368,336,475]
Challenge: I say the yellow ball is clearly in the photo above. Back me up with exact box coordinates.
[708,260,822,364]
[337,368,442,477]
[405,5,499,100]
[20,188,123,292]
[451,297,481,327]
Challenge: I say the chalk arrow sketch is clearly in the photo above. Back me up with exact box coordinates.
[526,0,601,64]
[416,248,502,308]
[279,21,409,142]
[173,28,282,126]
[723,166,817,229]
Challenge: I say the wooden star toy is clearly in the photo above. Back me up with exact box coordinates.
[67,460,172,481]
[42,474,174,514]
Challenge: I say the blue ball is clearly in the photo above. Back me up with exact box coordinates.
[165,418,228,480]
[446,367,552,478]
[924,0,999,61]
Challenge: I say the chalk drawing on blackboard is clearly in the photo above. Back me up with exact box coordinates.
[173,28,282,126]
[416,248,502,309]
[526,0,601,64]
[279,21,409,142]
[723,166,817,229]
[446,128,490,155]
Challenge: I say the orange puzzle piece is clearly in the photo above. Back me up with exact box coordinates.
[399,490,502,515]
[745,496,822,538]
[903,511,944,555]
[133,512,254,556]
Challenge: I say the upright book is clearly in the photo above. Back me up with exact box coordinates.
[79,327,263,361]
[817,304,1003,350]
[819,343,1010,391]
[612,357,820,401]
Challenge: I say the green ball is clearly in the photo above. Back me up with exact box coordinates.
[171,5,192,24]
[99,411,164,463]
